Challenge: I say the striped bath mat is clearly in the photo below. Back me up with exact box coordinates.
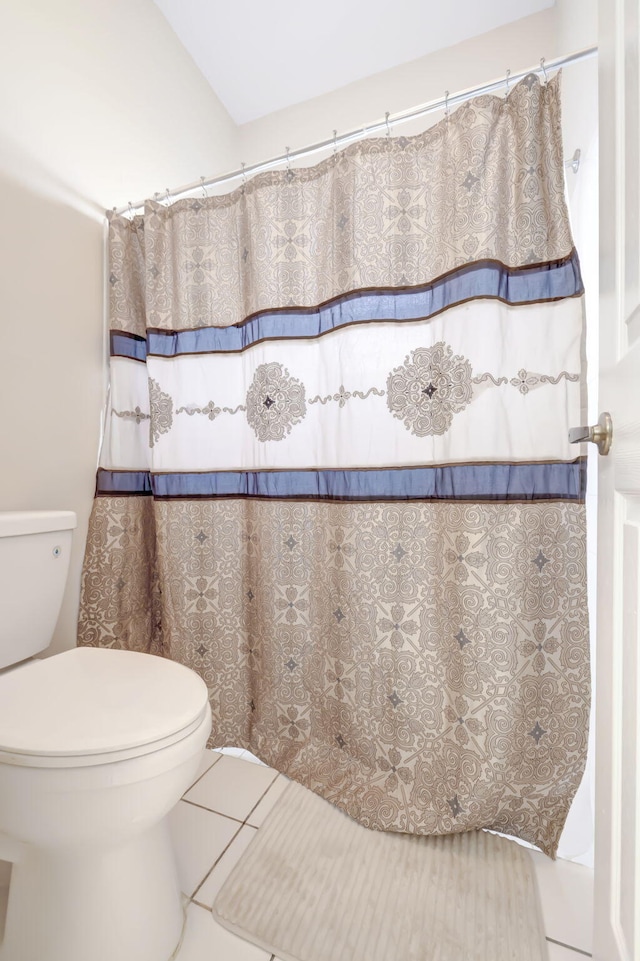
[213,781,548,961]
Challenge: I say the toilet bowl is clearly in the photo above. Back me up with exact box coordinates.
[0,511,212,960]
[0,647,212,961]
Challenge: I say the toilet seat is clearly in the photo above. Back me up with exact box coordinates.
[0,647,210,768]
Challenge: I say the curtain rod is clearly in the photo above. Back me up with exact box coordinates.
[113,45,597,218]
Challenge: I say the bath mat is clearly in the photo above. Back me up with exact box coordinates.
[213,781,548,961]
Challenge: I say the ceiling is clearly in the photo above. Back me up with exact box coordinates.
[153,0,555,125]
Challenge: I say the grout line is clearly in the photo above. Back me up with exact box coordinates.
[182,761,279,825]
[190,897,212,910]
[246,776,289,828]
[183,751,222,793]
[189,820,244,901]
[189,822,257,903]
[545,937,593,957]
[243,772,280,822]
[186,768,282,905]
[180,797,246,825]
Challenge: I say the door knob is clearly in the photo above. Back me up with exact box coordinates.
[568,411,613,455]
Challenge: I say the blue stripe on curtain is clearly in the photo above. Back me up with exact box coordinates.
[96,461,586,501]
[141,252,583,357]
[96,470,153,495]
[110,331,147,362]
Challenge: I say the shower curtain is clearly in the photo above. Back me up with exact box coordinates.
[79,72,589,857]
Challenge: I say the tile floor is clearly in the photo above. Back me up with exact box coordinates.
[170,747,594,960]
[0,746,595,960]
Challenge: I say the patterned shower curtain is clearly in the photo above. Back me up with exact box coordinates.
[79,73,589,857]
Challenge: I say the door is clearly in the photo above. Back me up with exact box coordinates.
[594,1,640,958]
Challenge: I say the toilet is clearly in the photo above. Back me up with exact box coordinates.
[0,511,212,961]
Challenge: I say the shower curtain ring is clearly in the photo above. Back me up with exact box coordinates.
[285,147,294,181]
[385,112,391,137]
[333,129,338,160]
[165,188,171,206]
[505,69,511,93]
[200,177,207,198]
[444,91,450,120]
[241,162,247,192]
[540,58,548,84]
[127,202,134,219]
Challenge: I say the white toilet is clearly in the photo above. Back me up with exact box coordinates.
[0,511,212,961]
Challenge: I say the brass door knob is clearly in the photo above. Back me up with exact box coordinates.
[568,411,613,455]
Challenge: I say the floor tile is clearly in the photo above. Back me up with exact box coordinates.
[529,851,594,954]
[168,799,240,897]
[195,824,258,907]
[183,754,279,821]
[176,902,271,961]
[246,774,290,828]
[186,748,220,790]
[546,940,592,959]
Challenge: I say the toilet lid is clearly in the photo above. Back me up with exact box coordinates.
[0,647,210,761]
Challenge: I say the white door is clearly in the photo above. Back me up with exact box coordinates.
[594,1,640,958]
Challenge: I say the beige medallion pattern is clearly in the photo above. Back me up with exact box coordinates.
[245,362,307,441]
[386,343,474,436]
[108,76,571,334]
[148,378,173,447]
[79,496,588,856]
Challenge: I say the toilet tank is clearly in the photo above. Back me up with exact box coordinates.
[0,511,77,670]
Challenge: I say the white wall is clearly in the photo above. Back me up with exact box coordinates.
[0,0,239,209]
[0,0,239,656]
[238,8,560,165]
